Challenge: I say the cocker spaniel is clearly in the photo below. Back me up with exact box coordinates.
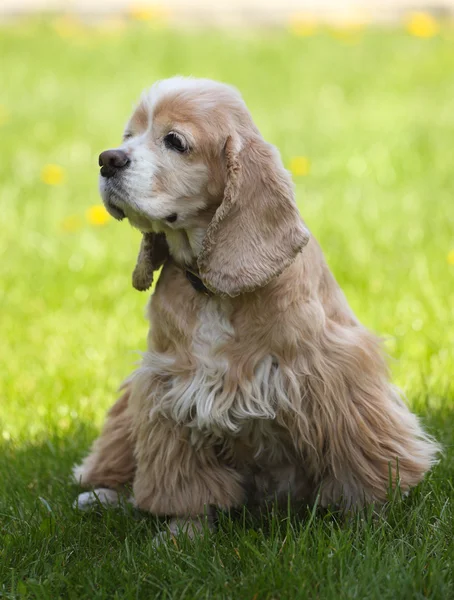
[73,77,438,536]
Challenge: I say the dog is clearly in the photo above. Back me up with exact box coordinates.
[73,77,438,537]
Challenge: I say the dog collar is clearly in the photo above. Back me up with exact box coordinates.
[185,270,213,296]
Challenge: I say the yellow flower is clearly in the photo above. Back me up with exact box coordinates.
[128,4,169,23]
[0,105,9,126]
[86,205,111,226]
[328,21,366,44]
[406,12,439,38]
[41,164,65,185]
[288,14,318,37]
[61,215,83,233]
[52,15,85,38]
[447,249,454,265]
[289,156,310,177]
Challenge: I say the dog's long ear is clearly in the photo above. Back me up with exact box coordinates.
[132,232,169,291]
[198,134,310,297]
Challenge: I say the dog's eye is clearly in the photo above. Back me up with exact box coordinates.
[123,132,133,141]
[164,132,188,153]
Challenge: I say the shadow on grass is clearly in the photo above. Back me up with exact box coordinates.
[0,410,452,599]
[0,396,451,517]
[1,403,450,531]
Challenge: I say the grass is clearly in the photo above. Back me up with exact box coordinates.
[0,18,453,599]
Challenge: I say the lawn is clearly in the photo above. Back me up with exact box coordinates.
[0,18,453,599]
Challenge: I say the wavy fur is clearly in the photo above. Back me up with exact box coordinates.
[75,77,439,523]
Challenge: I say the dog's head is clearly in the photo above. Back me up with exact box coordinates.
[99,77,310,297]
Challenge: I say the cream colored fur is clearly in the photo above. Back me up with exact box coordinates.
[74,77,439,529]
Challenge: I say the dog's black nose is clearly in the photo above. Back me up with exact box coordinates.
[99,149,130,178]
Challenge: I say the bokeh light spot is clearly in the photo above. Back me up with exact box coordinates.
[288,14,318,37]
[289,156,310,177]
[86,205,111,226]
[41,164,65,185]
[406,12,439,38]
[0,105,10,126]
[61,215,83,233]
[128,4,169,23]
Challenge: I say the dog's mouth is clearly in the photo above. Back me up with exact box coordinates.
[99,178,169,232]
[99,180,126,221]
[103,188,154,231]
[106,200,126,221]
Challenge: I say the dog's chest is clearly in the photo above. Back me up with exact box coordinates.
[151,296,287,440]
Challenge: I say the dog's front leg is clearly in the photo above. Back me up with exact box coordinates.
[72,387,136,510]
[132,414,244,537]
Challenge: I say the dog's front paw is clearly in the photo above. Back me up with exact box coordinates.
[152,516,215,547]
[73,488,123,511]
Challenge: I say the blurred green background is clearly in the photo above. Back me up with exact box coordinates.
[1,18,452,438]
[0,14,453,598]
